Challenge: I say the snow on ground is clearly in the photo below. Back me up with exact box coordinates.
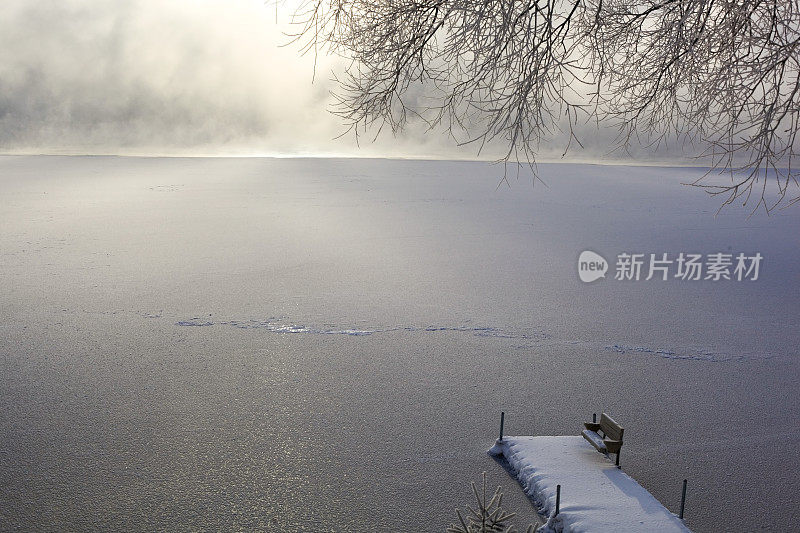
[489,436,691,532]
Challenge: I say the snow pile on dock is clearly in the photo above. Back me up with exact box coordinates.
[489,436,691,532]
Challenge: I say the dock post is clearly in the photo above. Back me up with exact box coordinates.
[555,484,561,516]
[499,411,505,442]
[679,479,687,519]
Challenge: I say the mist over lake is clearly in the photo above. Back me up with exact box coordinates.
[1,155,799,532]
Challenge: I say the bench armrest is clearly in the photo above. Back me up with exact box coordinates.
[603,438,623,454]
[584,422,601,432]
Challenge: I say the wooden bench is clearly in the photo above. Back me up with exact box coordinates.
[582,412,624,466]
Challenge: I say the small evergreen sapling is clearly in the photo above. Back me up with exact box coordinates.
[447,472,535,533]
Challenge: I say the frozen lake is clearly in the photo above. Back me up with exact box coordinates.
[1,155,799,531]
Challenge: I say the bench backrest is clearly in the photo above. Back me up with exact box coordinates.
[600,412,624,441]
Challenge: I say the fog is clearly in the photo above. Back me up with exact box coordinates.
[0,0,690,162]
[0,1,329,154]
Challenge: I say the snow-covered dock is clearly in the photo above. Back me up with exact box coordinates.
[489,436,691,532]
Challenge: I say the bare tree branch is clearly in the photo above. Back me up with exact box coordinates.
[289,0,800,212]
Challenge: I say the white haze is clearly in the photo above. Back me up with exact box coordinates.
[0,0,689,162]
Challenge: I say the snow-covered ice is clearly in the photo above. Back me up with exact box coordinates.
[3,156,799,531]
[489,436,691,532]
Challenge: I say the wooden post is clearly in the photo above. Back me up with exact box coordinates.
[555,484,561,516]
[593,412,596,423]
[615,449,620,467]
[679,479,687,519]
[499,411,505,441]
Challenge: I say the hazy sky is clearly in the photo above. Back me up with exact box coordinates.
[0,0,686,162]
